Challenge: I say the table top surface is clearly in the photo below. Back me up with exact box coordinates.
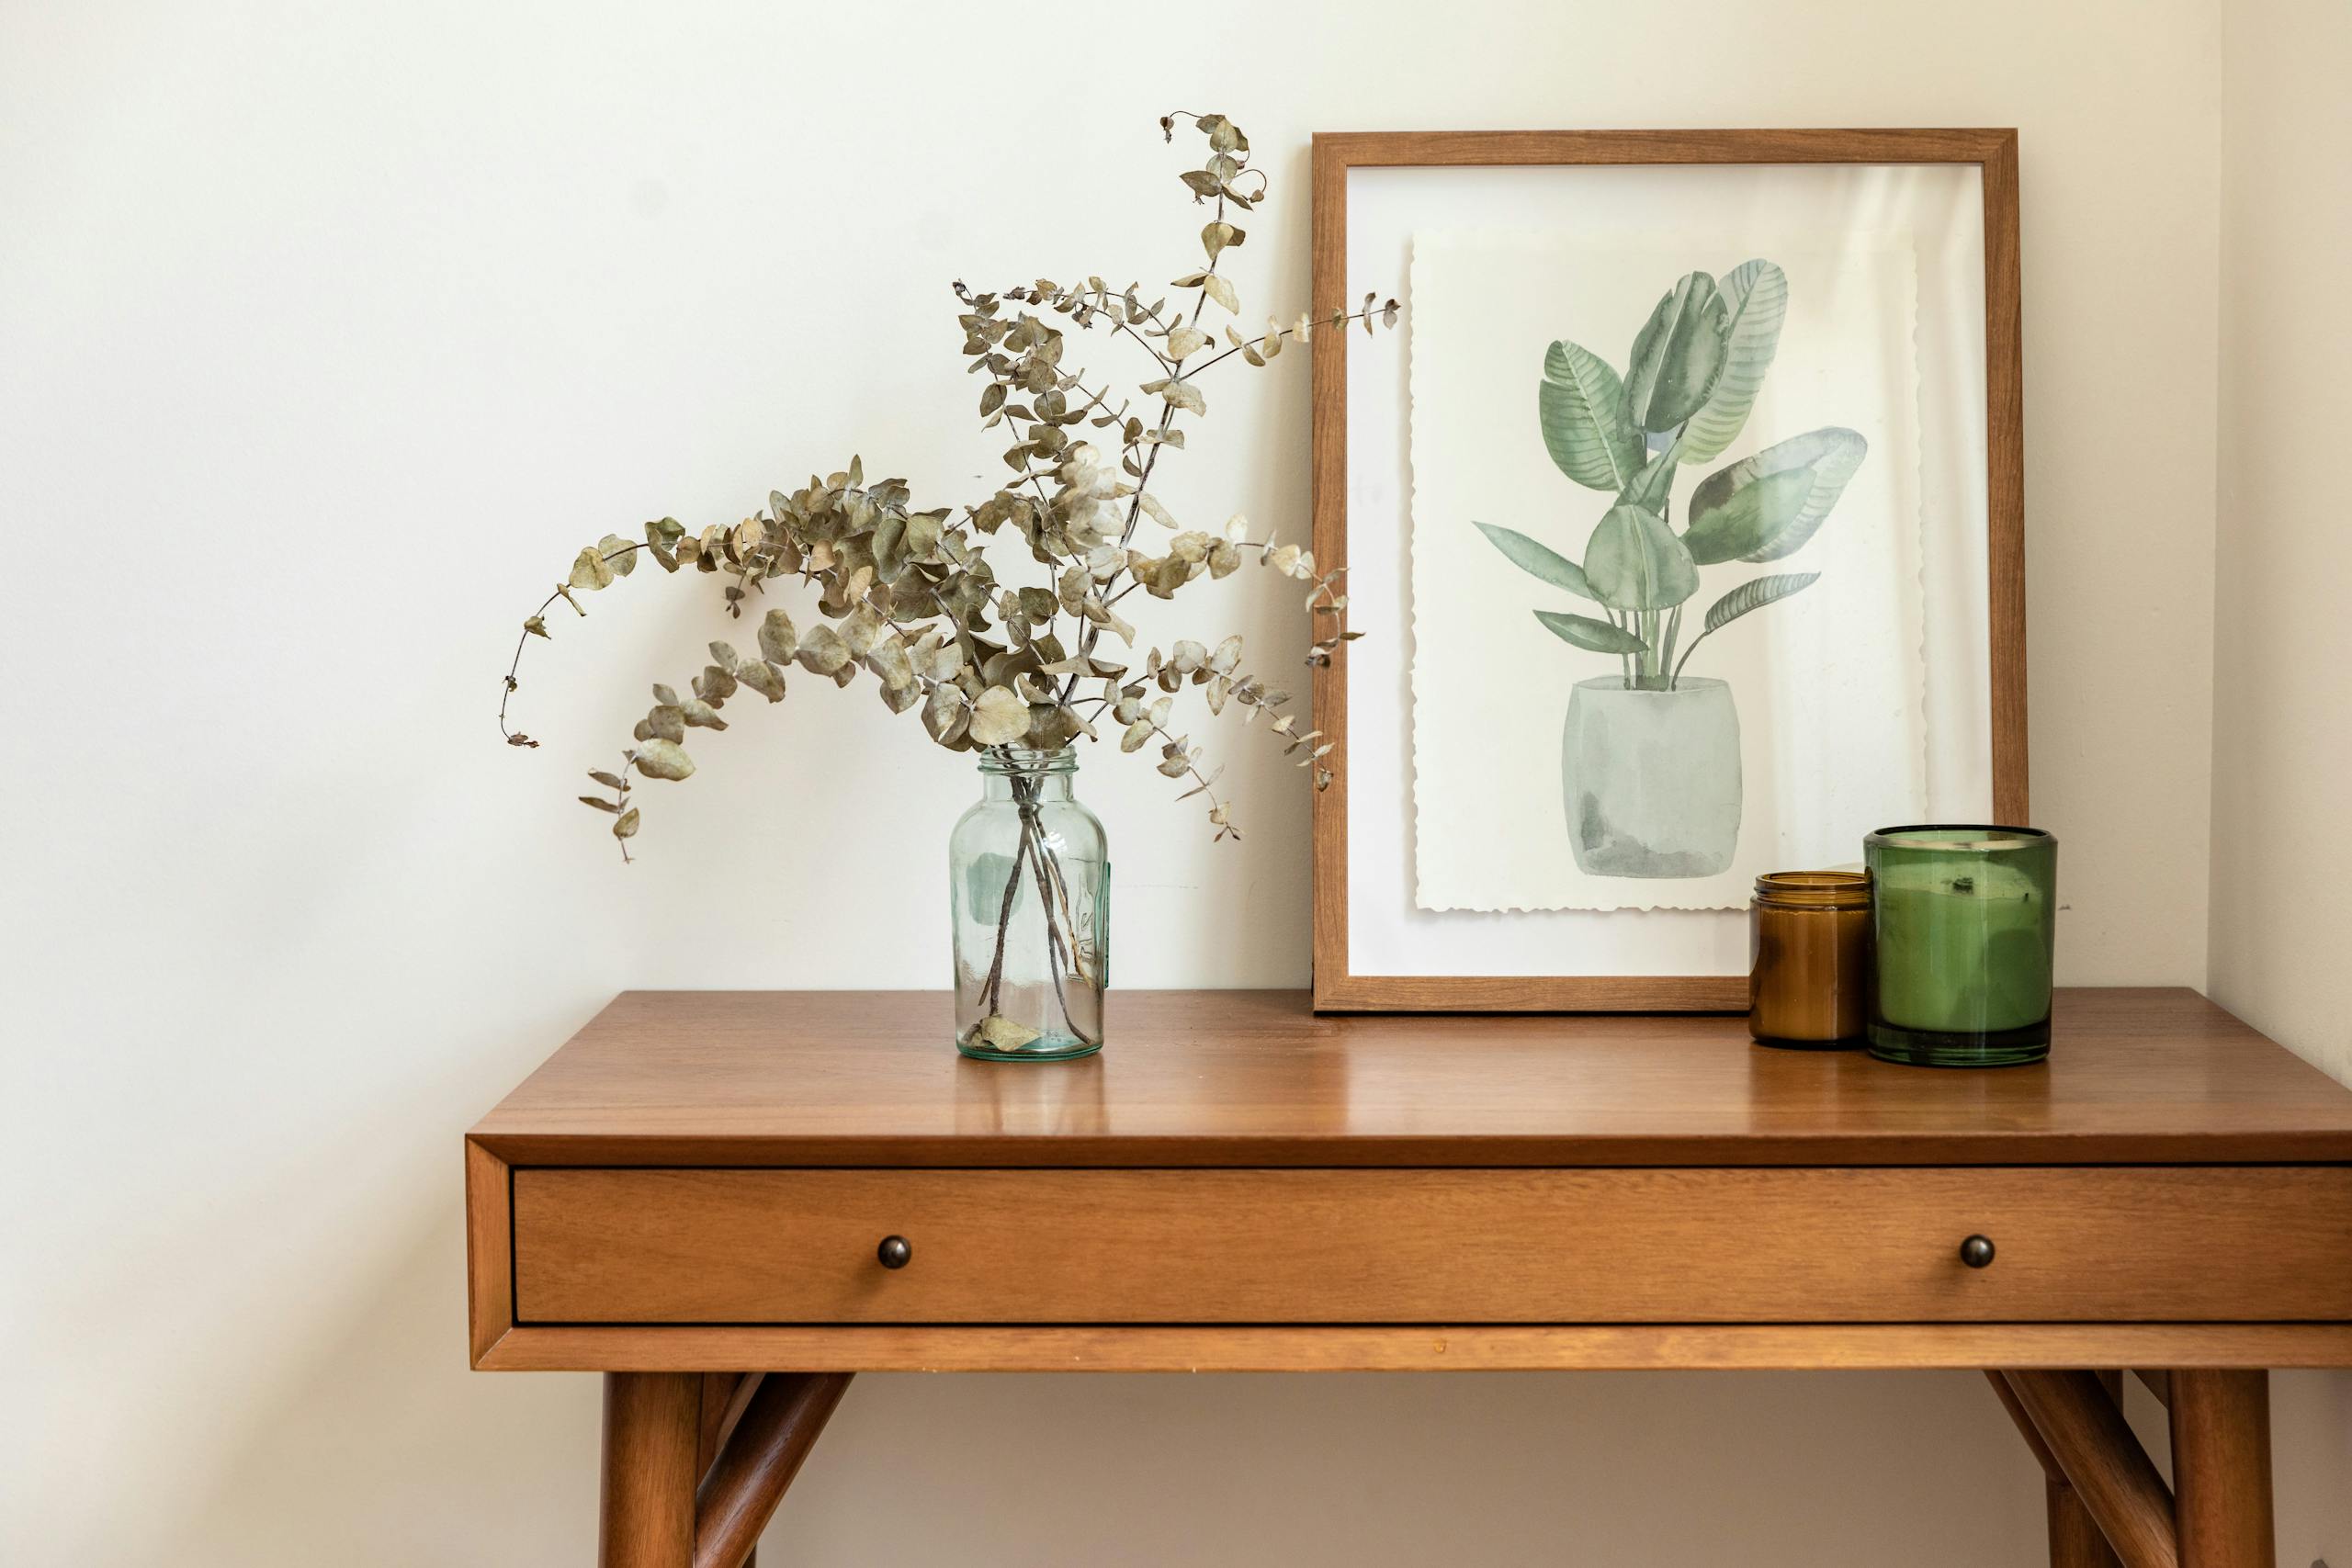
[468,987,2352,1168]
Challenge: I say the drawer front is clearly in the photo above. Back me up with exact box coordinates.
[510,1167,2352,1325]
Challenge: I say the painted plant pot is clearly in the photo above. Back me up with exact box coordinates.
[1561,676,1742,877]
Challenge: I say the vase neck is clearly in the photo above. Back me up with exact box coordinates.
[978,746,1077,803]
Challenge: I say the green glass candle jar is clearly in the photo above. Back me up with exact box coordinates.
[1864,826,2057,1067]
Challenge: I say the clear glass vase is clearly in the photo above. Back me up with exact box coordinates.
[949,747,1107,1060]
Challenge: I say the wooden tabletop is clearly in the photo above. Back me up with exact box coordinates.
[469,987,2352,1168]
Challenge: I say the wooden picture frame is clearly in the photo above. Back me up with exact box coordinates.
[1308,130,2026,1012]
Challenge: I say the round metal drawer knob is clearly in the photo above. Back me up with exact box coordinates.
[876,1235,912,1269]
[1959,1235,1996,1269]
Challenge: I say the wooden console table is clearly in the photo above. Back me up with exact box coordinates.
[464,987,2352,1568]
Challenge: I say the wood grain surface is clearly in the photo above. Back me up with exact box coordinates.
[477,1322,2352,1375]
[510,1166,2352,1326]
[468,988,2352,1168]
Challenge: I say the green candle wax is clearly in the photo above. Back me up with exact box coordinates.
[1871,857,2051,1032]
[1864,828,2059,1065]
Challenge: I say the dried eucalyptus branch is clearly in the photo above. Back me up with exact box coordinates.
[497,111,1399,858]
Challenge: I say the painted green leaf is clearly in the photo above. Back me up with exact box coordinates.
[1583,503,1699,611]
[1538,340,1642,492]
[1535,609,1648,655]
[1702,570,1821,636]
[1623,272,1729,433]
[1474,522,1594,601]
[1677,260,1788,463]
[1682,427,1868,564]
[1616,445,1679,516]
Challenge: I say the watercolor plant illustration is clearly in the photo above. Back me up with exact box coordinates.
[1473,259,1866,878]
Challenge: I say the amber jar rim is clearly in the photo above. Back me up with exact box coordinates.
[1864,823,2054,852]
[1752,870,1872,909]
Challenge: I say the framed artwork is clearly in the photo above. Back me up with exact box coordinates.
[1308,130,2025,1011]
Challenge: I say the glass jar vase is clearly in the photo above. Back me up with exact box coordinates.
[949,747,1108,1060]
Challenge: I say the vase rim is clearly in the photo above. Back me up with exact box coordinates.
[1865,824,2053,852]
[978,744,1079,777]
[1569,675,1728,694]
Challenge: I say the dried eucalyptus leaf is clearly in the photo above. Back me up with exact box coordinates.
[679,698,729,730]
[867,638,915,692]
[972,1015,1042,1052]
[651,682,678,705]
[840,605,887,658]
[587,770,627,789]
[757,607,798,664]
[1120,718,1153,752]
[599,535,636,576]
[967,684,1029,746]
[613,807,640,839]
[1202,275,1238,314]
[633,739,695,781]
[693,664,737,704]
[569,547,615,591]
[795,624,851,675]
[922,683,970,746]
[647,705,685,742]
[1208,541,1240,578]
[524,615,548,637]
[903,512,944,560]
[736,660,786,702]
[1166,325,1208,360]
[578,795,621,813]
[708,641,741,675]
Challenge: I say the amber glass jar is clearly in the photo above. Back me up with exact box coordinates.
[1749,871,1872,1048]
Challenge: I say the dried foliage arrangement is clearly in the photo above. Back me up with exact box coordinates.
[499,112,1396,863]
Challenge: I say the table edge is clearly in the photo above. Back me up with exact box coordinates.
[472,1322,2352,1373]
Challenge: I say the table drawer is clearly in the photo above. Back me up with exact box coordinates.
[509,1167,2352,1325]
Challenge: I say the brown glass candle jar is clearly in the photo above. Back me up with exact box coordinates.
[1749,871,1872,1048]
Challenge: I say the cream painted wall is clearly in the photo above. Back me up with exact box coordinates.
[2208,1,2352,1562]
[0,0,2303,1562]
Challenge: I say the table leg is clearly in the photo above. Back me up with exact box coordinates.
[2168,1371,2274,1568]
[1988,1371,2128,1568]
[2048,1474,2125,1568]
[697,1375,761,1568]
[600,1372,702,1568]
[2000,1371,2176,1568]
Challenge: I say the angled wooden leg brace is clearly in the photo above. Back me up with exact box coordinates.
[599,1371,854,1568]
[1989,1369,2274,1568]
